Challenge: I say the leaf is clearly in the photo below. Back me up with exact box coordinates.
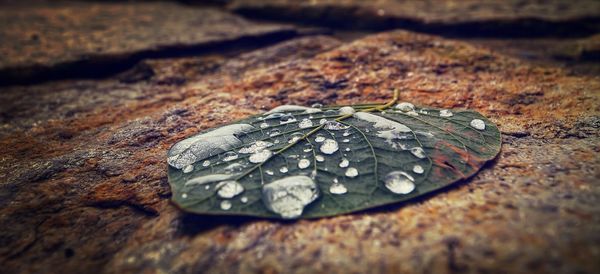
[167,97,501,219]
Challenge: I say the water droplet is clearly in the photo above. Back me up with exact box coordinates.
[329,183,347,194]
[384,171,415,194]
[413,165,424,174]
[183,165,193,173]
[311,103,323,108]
[343,131,350,137]
[186,174,234,186]
[205,185,210,190]
[167,124,255,169]
[339,106,356,115]
[288,132,304,144]
[249,149,272,163]
[266,105,321,114]
[339,158,349,168]
[280,114,297,124]
[319,118,328,125]
[345,148,350,152]
[223,152,239,162]
[274,139,280,144]
[280,166,288,173]
[224,162,245,172]
[216,180,244,198]
[324,121,349,130]
[181,193,188,199]
[470,119,486,130]
[345,167,358,178]
[269,129,281,137]
[239,141,273,154]
[266,170,274,175]
[240,196,248,203]
[439,109,453,117]
[298,118,313,129]
[315,134,326,142]
[202,160,210,167]
[303,148,312,152]
[298,159,311,169]
[419,109,428,114]
[320,139,339,154]
[260,122,269,129]
[261,175,319,219]
[395,102,415,112]
[316,155,325,162]
[343,139,350,143]
[220,200,232,210]
[410,147,426,159]
[265,112,285,119]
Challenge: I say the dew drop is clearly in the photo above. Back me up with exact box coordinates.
[181,193,188,199]
[298,118,313,129]
[311,103,323,108]
[343,139,350,143]
[298,159,311,169]
[439,109,453,117]
[413,165,424,174]
[470,119,486,130]
[324,121,349,130]
[339,158,349,168]
[319,119,328,125]
[339,106,356,115]
[224,162,245,172]
[240,196,248,203]
[343,131,350,137]
[384,171,415,194]
[288,132,304,144]
[345,148,350,152]
[329,183,348,194]
[223,152,238,162]
[183,165,193,173]
[303,148,312,152]
[249,149,272,163]
[202,160,210,167]
[239,141,273,154]
[280,166,289,173]
[395,102,415,112]
[265,112,285,119]
[279,114,297,124]
[261,175,319,219]
[216,180,244,198]
[315,135,326,142]
[205,185,210,190]
[345,167,358,178]
[320,139,339,154]
[410,147,426,159]
[260,122,269,129]
[269,129,281,137]
[266,170,274,175]
[220,200,232,210]
[315,155,325,162]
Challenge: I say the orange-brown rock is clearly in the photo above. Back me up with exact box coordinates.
[1,28,599,274]
[0,1,297,85]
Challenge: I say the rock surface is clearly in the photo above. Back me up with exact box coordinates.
[229,0,600,36]
[0,1,297,85]
[1,26,599,274]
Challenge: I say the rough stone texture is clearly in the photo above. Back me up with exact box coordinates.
[229,0,600,37]
[1,28,599,274]
[0,1,297,85]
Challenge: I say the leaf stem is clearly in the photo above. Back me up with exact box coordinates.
[233,89,400,181]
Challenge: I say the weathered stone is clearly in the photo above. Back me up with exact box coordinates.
[229,0,600,37]
[1,28,599,274]
[0,1,297,85]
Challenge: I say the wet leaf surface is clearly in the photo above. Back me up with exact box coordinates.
[168,100,501,219]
